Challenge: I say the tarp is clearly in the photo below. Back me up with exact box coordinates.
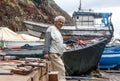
[0,27,40,41]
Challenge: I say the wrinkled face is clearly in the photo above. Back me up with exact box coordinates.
[55,19,65,29]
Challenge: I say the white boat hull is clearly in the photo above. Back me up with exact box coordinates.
[24,21,113,41]
[4,41,44,48]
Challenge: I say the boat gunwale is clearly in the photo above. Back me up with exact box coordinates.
[64,38,107,53]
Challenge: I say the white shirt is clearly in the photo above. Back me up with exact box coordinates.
[45,26,65,54]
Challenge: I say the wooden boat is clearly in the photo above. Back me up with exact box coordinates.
[99,39,120,69]
[63,37,107,75]
[0,27,44,58]
[0,45,44,58]
[5,37,108,75]
[24,9,114,41]
[0,27,44,49]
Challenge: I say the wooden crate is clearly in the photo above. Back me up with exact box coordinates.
[48,71,58,81]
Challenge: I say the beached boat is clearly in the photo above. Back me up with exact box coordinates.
[24,8,114,41]
[0,27,44,58]
[0,27,44,50]
[0,45,44,58]
[99,39,120,69]
[63,37,107,75]
[5,37,108,75]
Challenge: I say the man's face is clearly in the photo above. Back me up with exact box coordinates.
[55,19,65,29]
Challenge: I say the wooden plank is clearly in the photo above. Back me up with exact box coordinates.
[0,71,37,81]
[0,61,50,81]
[39,61,51,81]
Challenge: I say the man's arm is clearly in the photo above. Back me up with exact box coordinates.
[43,32,52,54]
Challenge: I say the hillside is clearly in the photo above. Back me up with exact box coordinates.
[0,0,75,31]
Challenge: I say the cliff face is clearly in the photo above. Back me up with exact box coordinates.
[0,0,75,31]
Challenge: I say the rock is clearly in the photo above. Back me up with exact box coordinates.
[0,0,75,31]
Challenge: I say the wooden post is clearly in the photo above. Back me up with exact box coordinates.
[48,71,58,81]
[39,61,51,81]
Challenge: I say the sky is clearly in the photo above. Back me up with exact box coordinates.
[54,0,120,38]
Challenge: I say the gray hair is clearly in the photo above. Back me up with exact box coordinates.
[54,15,65,22]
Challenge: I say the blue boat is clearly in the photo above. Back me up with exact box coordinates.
[99,39,120,69]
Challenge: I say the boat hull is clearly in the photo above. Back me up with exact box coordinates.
[0,45,44,58]
[4,41,44,48]
[100,54,120,69]
[24,21,113,41]
[100,46,120,69]
[63,38,107,75]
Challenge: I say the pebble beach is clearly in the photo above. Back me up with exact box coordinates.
[67,70,120,81]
